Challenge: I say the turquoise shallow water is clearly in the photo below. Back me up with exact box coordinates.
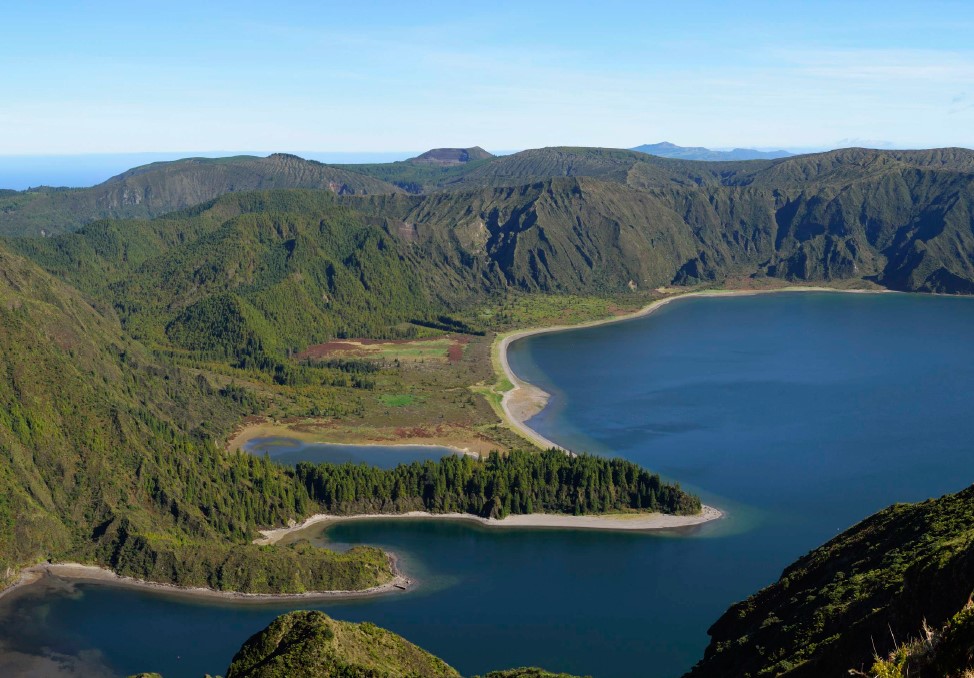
[2,292,974,678]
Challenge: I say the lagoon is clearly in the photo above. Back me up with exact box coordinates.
[2,292,974,678]
[242,437,465,468]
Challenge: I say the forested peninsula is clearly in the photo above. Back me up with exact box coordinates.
[122,475,974,678]
[0,222,701,596]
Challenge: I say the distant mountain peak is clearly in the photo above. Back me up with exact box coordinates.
[266,152,307,163]
[631,142,793,161]
[409,147,494,165]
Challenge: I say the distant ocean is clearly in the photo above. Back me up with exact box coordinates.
[0,151,417,190]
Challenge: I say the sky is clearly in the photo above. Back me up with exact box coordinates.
[2,0,974,155]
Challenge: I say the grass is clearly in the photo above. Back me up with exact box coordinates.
[368,338,456,361]
[221,329,528,455]
[308,337,461,362]
[860,600,974,677]
[379,393,416,407]
[476,292,654,331]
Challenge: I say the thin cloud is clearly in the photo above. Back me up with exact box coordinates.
[780,48,974,83]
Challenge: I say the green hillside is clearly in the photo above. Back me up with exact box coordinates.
[350,156,974,293]
[410,146,495,164]
[217,610,586,678]
[7,191,449,366]
[0,242,394,592]
[224,610,461,678]
[328,146,496,195]
[0,224,701,592]
[455,146,974,191]
[867,601,974,677]
[9,156,974,375]
[684,484,974,677]
[6,146,974,293]
[0,153,403,237]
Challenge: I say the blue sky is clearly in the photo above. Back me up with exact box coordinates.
[2,0,973,154]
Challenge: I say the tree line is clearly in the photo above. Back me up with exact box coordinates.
[294,449,701,519]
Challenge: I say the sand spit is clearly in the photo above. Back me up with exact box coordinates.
[256,505,724,545]
[1,559,410,604]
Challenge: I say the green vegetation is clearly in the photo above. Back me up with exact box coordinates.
[379,393,418,407]
[477,293,650,331]
[100,529,393,594]
[863,600,974,677]
[224,610,461,678]
[339,147,974,295]
[0,231,698,594]
[333,146,495,193]
[7,146,974,294]
[215,610,588,678]
[2,145,974,635]
[0,244,397,593]
[685,484,974,678]
[0,153,402,237]
[295,450,701,519]
[7,191,449,386]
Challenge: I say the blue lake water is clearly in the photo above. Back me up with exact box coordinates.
[242,437,464,468]
[2,292,974,678]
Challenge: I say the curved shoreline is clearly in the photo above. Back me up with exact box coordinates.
[0,286,886,609]
[1,558,410,605]
[256,506,724,545]
[496,286,892,452]
[1,505,723,605]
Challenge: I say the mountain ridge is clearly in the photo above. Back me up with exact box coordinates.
[0,153,404,237]
[5,145,974,241]
[409,146,495,164]
[632,141,794,161]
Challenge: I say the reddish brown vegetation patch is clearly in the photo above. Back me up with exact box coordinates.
[446,335,470,362]
[393,424,456,440]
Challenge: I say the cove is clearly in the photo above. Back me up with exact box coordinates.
[3,292,974,678]
[242,437,465,468]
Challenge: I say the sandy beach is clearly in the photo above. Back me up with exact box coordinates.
[256,505,724,545]
[0,504,721,605]
[1,559,410,605]
[495,285,891,453]
[1,286,892,609]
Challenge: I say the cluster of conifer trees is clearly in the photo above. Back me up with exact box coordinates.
[294,449,701,519]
